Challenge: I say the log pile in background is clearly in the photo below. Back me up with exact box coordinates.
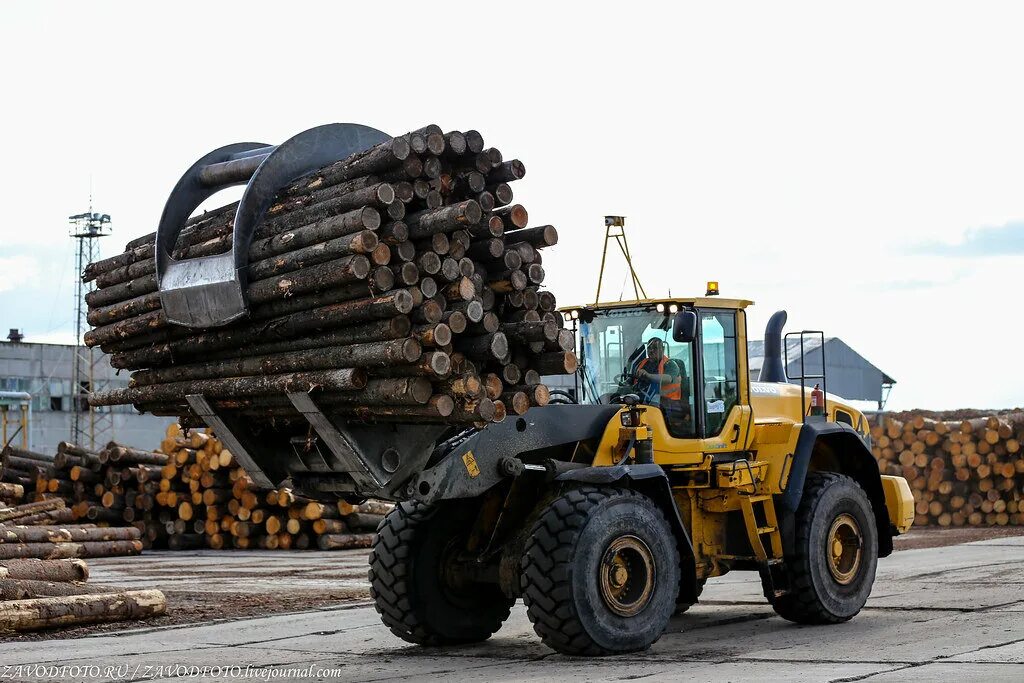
[155,423,389,550]
[83,125,570,426]
[1,446,41,505]
[871,412,1024,526]
[0,444,147,558]
[0,558,165,633]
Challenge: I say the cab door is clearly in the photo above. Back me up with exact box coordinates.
[694,308,752,455]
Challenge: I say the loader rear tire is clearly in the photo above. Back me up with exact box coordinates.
[521,487,680,656]
[772,472,878,624]
[369,500,512,645]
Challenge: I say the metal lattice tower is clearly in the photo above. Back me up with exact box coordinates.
[69,208,113,448]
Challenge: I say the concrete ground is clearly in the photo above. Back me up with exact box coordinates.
[1,537,1022,682]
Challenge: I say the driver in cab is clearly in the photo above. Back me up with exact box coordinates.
[632,338,683,407]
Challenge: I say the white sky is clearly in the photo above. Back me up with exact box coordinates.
[1,1,1022,411]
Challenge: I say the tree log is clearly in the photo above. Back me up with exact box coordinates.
[129,339,421,387]
[317,533,376,550]
[91,369,367,407]
[0,525,141,543]
[0,579,115,600]
[0,540,143,560]
[0,558,89,582]
[0,499,65,524]
[0,589,166,632]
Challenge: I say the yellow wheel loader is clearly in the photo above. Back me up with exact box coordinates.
[367,296,914,655]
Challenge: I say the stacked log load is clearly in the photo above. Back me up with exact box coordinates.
[0,444,145,559]
[83,125,570,425]
[0,558,165,633]
[871,412,1024,526]
[155,423,389,550]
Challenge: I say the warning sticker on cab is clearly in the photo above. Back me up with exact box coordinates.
[462,451,480,478]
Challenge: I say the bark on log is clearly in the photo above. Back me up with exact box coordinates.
[91,369,367,407]
[108,292,414,369]
[0,579,113,600]
[0,483,24,501]
[104,445,169,466]
[0,499,65,523]
[0,589,166,632]
[0,559,89,582]
[317,533,376,550]
[0,526,141,544]
[0,540,143,560]
[129,339,421,387]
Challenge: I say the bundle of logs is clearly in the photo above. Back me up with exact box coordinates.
[83,125,572,425]
[155,423,390,550]
[0,558,165,633]
[871,412,1024,526]
[0,444,148,558]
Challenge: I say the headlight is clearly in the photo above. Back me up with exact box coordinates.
[620,411,637,428]
[656,303,665,313]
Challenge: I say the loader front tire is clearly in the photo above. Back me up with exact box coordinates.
[369,500,512,645]
[521,487,680,656]
[772,472,878,624]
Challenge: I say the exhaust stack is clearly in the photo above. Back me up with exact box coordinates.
[758,310,788,383]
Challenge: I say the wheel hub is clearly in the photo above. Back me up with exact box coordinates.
[599,535,656,617]
[826,513,863,585]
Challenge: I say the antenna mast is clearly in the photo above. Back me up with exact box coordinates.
[594,215,647,303]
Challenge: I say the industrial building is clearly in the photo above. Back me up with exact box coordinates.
[0,332,173,451]
[747,336,895,409]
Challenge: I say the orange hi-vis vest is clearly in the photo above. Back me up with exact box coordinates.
[639,356,682,401]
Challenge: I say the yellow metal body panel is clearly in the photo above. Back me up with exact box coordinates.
[881,475,915,533]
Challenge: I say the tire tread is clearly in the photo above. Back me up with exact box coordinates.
[369,500,510,645]
[772,472,870,624]
[521,487,677,656]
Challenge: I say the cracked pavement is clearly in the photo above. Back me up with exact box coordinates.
[0,537,1022,682]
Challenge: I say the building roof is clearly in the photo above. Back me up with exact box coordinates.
[748,337,895,402]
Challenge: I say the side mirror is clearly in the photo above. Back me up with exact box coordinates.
[672,310,697,343]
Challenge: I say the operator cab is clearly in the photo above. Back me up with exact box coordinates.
[563,296,752,441]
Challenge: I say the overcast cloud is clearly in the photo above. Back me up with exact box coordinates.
[911,221,1024,257]
[1,1,1022,411]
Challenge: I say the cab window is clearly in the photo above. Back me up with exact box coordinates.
[700,310,739,437]
[577,307,696,438]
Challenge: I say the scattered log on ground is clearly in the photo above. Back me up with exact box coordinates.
[0,589,166,633]
[0,559,89,582]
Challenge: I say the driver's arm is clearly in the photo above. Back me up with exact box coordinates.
[640,365,672,383]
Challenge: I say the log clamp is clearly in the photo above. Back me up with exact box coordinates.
[155,123,390,328]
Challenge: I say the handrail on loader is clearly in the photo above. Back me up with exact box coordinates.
[155,123,390,328]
